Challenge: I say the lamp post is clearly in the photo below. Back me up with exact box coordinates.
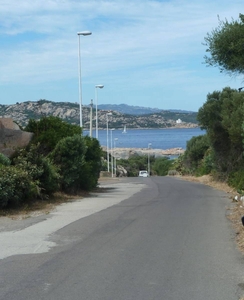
[89,99,93,137]
[106,112,112,172]
[95,85,104,139]
[148,143,152,176]
[114,138,118,177]
[110,129,115,177]
[77,31,92,129]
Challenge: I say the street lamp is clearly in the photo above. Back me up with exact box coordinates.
[95,85,104,139]
[89,99,93,137]
[114,138,118,177]
[148,143,152,176]
[77,31,92,129]
[106,112,112,172]
[110,129,115,177]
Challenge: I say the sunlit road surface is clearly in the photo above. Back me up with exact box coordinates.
[0,176,243,300]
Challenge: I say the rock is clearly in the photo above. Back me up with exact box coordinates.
[0,118,33,157]
[102,146,185,160]
[116,165,127,177]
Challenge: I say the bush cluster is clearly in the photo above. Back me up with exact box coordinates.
[0,166,38,208]
[0,117,102,209]
[118,154,174,177]
[172,87,244,191]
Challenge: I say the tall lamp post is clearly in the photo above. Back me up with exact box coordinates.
[95,85,104,139]
[148,143,152,176]
[114,138,118,177]
[89,99,93,137]
[77,31,92,129]
[106,112,112,172]
[110,129,115,177]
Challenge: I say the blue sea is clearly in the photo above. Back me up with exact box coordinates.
[84,127,205,150]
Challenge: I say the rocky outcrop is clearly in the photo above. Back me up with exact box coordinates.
[0,118,33,157]
[102,146,184,160]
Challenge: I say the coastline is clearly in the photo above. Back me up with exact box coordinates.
[102,146,184,159]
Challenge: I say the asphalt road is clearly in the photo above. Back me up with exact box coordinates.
[0,176,243,300]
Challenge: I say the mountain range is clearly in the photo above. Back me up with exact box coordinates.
[98,104,195,115]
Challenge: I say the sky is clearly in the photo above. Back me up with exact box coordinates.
[0,0,243,112]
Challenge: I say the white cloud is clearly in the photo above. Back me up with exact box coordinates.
[0,0,243,109]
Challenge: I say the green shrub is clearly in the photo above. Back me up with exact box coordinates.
[82,136,103,189]
[0,153,10,166]
[184,134,210,163]
[12,144,60,197]
[228,169,244,191]
[194,148,214,176]
[0,166,39,208]
[152,157,174,176]
[25,116,82,155]
[171,154,191,175]
[49,134,86,193]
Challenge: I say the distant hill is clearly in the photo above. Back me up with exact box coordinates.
[98,103,195,115]
[0,100,198,129]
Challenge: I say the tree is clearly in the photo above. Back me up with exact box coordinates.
[184,135,210,163]
[152,157,173,176]
[197,87,244,174]
[203,14,244,77]
[25,116,82,155]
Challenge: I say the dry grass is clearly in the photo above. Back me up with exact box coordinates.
[0,180,118,220]
[0,191,89,220]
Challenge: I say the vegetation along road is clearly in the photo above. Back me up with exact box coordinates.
[0,176,243,299]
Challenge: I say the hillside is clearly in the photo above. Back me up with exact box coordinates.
[0,100,198,129]
[98,103,195,115]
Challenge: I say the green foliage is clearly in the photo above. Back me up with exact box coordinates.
[198,148,215,175]
[118,154,176,177]
[197,87,244,174]
[49,134,86,193]
[203,14,244,77]
[171,155,185,174]
[118,154,154,177]
[0,166,39,208]
[177,86,244,181]
[0,117,105,207]
[184,134,210,163]
[152,157,174,176]
[25,116,82,155]
[159,111,198,123]
[12,144,60,197]
[173,135,213,176]
[0,153,10,166]
[228,169,244,191]
[80,136,103,190]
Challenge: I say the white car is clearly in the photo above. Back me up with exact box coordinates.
[138,170,149,177]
